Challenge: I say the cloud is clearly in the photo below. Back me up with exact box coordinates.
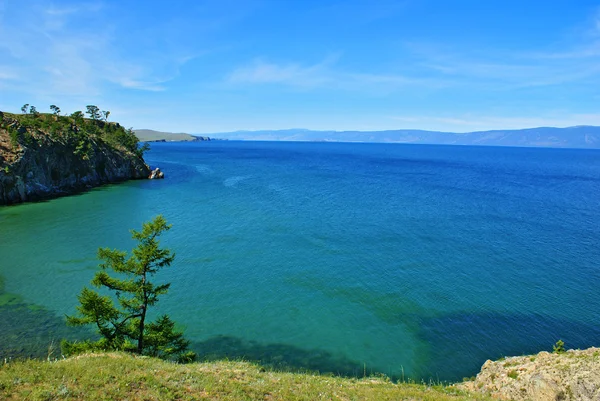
[0,67,17,81]
[45,2,103,16]
[228,57,337,88]
[408,46,559,89]
[402,9,600,91]
[115,78,167,92]
[227,55,447,92]
[41,3,105,31]
[430,60,584,88]
[0,0,192,101]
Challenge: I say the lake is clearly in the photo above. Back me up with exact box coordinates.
[1,141,599,381]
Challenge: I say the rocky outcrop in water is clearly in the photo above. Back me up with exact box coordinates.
[0,112,150,205]
[457,347,600,400]
[149,167,164,179]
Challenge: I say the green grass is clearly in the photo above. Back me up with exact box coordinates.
[0,352,492,400]
[0,111,144,159]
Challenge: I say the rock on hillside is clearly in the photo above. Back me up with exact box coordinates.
[457,347,600,400]
[0,112,150,205]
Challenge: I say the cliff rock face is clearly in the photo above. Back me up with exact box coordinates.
[0,120,150,205]
[457,347,600,401]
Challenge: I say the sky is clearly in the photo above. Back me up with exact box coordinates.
[1,0,600,134]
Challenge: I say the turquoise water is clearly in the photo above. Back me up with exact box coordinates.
[1,141,599,381]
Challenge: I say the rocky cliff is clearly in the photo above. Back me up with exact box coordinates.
[457,347,600,400]
[0,111,150,205]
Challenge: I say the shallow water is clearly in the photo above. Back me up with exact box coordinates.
[1,141,599,380]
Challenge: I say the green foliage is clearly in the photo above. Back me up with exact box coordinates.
[74,137,92,160]
[8,126,19,148]
[5,104,146,158]
[47,120,63,139]
[144,315,195,363]
[60,339,111,356]
[507,370,518,379]
[86,105,101,120]
[70,110,84,123]
[553,339,566,354]
[64,216,194,362]
[6,124,34,148]
[94,123,146,156]
[137,141,151,158]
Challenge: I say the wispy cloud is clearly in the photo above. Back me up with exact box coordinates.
[41,3,103,31]
[404,13,600,91]
[227,55,448,92]
[45,2,103,16]
[114,77,168,92]
[0,67,17,81]
[0,1,192,102]
[228,57,337,88]
[424,59,595,89]
[228,10,600,95]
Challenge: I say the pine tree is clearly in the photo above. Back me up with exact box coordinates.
[50,105,61,115]
[64,215,195,362]
[85,105,101,120]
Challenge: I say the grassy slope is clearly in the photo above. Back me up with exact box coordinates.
[134,129,198,142]
[0,111,144,165]
[0,353,491,401]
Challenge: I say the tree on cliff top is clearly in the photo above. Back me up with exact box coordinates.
[86,105,101,120]
[64,216,195,362]
[50,105,61,115]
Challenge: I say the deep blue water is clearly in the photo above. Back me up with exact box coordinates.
[1,141,599,381]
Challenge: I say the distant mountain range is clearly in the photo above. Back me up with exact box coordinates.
[197,126,600,149]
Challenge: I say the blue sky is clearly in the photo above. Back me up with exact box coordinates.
[1,0,600,133]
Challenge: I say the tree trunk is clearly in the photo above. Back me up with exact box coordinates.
[137,306,146,354]
[137,271,148,354]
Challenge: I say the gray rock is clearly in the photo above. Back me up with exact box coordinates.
[149,167,164,179]
[457,347,600,401]
[0,133,150,205]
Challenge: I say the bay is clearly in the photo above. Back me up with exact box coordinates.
[1,141,599,381]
